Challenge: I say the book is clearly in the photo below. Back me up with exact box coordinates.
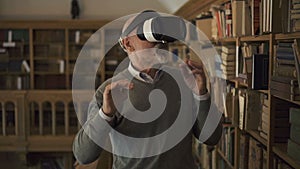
[270,88,300,101]
[293,39,300,93]
[248,137,263,169]
[239,134,249,169]
[252,54,269,90]
[290,107,300,126]
[232,0,244,36]
[287,139,300,162]
[270,80,300,94]
[222,45,236,54]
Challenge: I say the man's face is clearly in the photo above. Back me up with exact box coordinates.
[123,34,160,70]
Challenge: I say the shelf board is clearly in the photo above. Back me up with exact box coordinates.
[273,144,300,169]
[34,72,65,75]
[275,32,300,40]
[216,149,234,169]
[240,34,270,42]
[246,130,267,147]
[34,57,65,60]
[33,42,65,45]
[272,94,300,106]
[217,37,236,43]
[0,72,29,75]
[258,90,269,94]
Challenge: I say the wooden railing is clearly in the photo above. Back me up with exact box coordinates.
[0,90,94,152]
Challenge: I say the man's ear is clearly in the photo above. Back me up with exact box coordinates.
[122,38,135,52]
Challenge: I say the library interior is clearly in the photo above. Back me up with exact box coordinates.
[1,0,300,169]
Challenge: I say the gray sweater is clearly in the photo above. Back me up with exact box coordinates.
[73,66,222,169]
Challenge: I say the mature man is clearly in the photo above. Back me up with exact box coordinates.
[73,10,222,169]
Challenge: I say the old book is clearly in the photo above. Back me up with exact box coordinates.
[221,64,235,71]
[290,125,300,144]
[276,58,295,66]
[290,108,300,126]
[252,54,269,90]
[232,0,244,36]
[222,60,236,66]
[270,88,300,101]
[270,80,300,94]
[239,134,249,169]
[271,76,298,85]
[248,138,263,169]
[221,52,235,61]
[222,45,236,54]
[239,90,246,130]
[195,17,213,40]
[244,90,262,130]
[287,139,300,161]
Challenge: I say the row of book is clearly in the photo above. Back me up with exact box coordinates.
[237,42,269,90]
[34,30,65,43]
[218,127,235,165]
[0,29,29,42]
[34,44,65,57]
[290,0,300,32]
[239,135,267,169]
[237,88,295,143]
[287,107,300,162]
[259,94,269,140]
[0,75,30,90]
[271,40,300,101]
[195,0,300,40]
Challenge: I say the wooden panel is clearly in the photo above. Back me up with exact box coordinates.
[175,0,230,20]
[0,20,110,29]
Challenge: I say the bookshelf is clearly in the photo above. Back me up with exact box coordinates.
[0,20,127,90]
[0,20,127,169]
[176,0,300,169]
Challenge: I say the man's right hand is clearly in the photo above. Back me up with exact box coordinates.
[102,80,134,116]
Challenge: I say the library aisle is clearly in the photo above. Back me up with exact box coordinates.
[1,0,300,169]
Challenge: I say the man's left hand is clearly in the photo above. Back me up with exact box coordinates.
[179,59,207,95]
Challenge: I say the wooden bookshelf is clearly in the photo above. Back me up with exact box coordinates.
[273,144,300,169]
[246,130,268,147]
[175,0,300,169]
[240,34,270,42]
[217,149,234,169]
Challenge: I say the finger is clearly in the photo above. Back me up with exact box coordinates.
[188,60,204,69]
[179,63,195,81]
[191,69,204,75]
[115,80,134,90]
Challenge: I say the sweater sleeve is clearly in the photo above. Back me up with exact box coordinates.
[73,81,113,164]
[192,96,223,146]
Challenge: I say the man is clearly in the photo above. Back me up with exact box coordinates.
[73,10,222,169]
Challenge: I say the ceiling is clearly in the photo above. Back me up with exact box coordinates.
[0,0,188,20]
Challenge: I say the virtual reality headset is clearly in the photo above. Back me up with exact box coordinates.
[120,10,187,44]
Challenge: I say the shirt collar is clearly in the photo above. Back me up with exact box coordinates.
[128,62,162,83]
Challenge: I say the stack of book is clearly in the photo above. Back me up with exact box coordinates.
[271,41,300,101]
[220,45,236,80]
[259,94,269,140]
[210,1,232,38]
[274,42,297,79]
[287,107,300,162]
[291,0,300,32]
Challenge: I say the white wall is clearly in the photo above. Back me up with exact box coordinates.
[0,0,170,20]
